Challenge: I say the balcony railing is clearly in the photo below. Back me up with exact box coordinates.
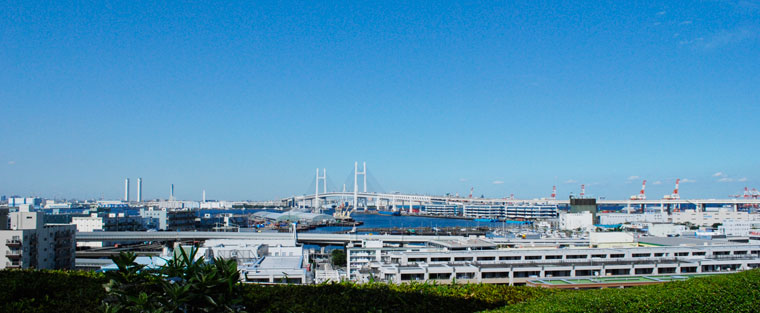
[5,262,21,268]
[5,239,22,246]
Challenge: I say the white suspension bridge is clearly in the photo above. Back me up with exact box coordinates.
[284,162,760,213]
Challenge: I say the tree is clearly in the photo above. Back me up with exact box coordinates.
[331,249,347,267]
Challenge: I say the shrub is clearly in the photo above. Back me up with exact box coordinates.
[2,266,759,312]
[0,270,106,313]
[242,281,554,313]
[102,249,246,312]
[489,269,760,313]
[331,249,347,267]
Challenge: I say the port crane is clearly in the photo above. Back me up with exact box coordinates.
[551,186,556,200]
[663,179,680,200]
[333,203,356,221]
[333,184,356,220]
[630,180,647,200]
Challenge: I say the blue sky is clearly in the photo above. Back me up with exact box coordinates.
[1,1,759,201]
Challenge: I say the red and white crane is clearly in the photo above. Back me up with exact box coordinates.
[551,186,557,200]
[664,179,680,200]
[630,180,646,200]
[580,184,586,197]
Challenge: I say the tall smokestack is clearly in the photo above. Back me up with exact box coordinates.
[124,178,130,202]
[202,189,206,202]
[137,178,142,202]
[170,184,174,201]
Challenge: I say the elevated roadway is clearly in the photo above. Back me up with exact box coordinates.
[76,231,589,247]
[287,191,760,208]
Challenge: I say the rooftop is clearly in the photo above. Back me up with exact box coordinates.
[527,274,714,288]
[638,236,715,247]
[429,238,497,250]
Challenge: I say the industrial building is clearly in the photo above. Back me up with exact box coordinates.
[195,235,309,284]
[424,205,461,216]
[672,209,756,226]
[504,205,558,219]
[7,197,42,208]
[598,212,669,225]
[139,207,197,231]
[559,211,593,231]
[463,205,504,219]
[460,205,558,220]
[72,213,144,233]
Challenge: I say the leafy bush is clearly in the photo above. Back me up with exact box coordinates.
[242,281,554,313]
[0,270,106,313]
[101,249,246,312]
[2,267,760,312]
[330,249,347,267]
[489,269,760,312]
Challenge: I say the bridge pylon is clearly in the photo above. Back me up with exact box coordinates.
[354,161,367,211]
[315,168,326,213]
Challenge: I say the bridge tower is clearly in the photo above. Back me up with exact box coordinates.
[353,162,366,210]
[315,168,326,213]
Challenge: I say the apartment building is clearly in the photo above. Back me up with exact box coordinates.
[0,207,75,269]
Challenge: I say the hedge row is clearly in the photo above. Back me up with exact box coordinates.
[0,270,106,313]
[2,269,760,312]
[242,281,555,313]
[0,270,551,313]
[489,269,760,313]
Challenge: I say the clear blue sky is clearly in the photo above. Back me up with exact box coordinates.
[1,1,759,201]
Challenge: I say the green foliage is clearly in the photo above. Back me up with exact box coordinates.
[0,270,106,313]
[102,249,246,312]
[488,269,760,313]
[2,268,760,312]
[331,249,347,267]
[242,281,554,313]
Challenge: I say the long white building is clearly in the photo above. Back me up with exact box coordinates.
[463,205,503,219]
[349,239,760,285]
[598,212,669,225]
[672,210,757,226]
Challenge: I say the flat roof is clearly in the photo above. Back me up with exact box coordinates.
[638,236,715,246]
[429,238,497,249]
[528,274,714,288]
[256,256,302,270]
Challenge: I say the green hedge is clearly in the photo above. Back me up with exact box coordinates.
[2,269,760,312]
[0,270,550,313]
[0,270,106,313]
[488,269,760,313]
[242,282,554,313]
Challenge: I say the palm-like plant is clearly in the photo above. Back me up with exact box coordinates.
[102,247,245,312]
